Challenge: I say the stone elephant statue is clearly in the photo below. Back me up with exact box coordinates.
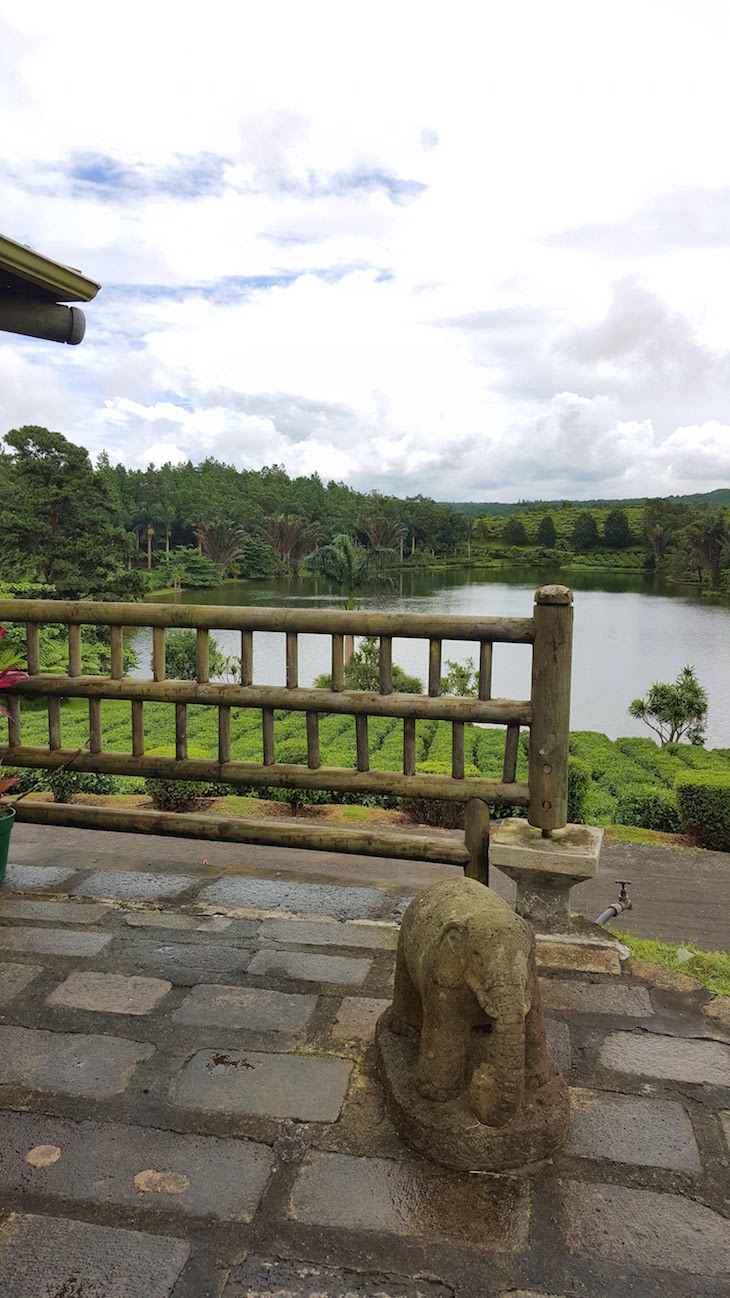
[390,877,553,1128]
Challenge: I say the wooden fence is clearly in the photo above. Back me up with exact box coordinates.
[0,585,573,884]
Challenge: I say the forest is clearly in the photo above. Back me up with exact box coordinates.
[1,424,729,602]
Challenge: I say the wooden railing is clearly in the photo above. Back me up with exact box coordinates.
[0,585,573,883]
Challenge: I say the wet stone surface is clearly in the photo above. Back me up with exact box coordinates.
[0,961,43,1006]
[540,980,654,1017]
[600,1031,730,1086]
[173,983,317,1033]
[248,949,372,986]
[258,917,399,949]
[172,1048,353,1121]
[198,876,390,919]
[74,869,197,901]
[567,1088,702,1171]
[0,1025,154,1098]
[289,1151,530,1248]
[3,863,77,891]
[535,937,621,975]
[544,1018,572,1075]
[125,910,232,932]
[0,1212,190,1298]
[0,898,110,923]
[0,1111,274,1220]
[563,1180,730,1275]
[222,1255,453,1298]
[47,971,173,1015]
[332,997,391,1041]
[110,931,257,984]
[0,926,111,957]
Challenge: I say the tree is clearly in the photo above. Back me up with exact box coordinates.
[628,665,708,746]
[164,630,226,680]
[502,516,527,546]
[314,636,423,693]
[683,510,727,585]
[259,515,318,574]
[441,658,478,696]
[2,425,132,597]
[302,533,396,608]
[571,511,599,551]
[536,515,556,547]
[604,508,631,548]
[194,521,246,576]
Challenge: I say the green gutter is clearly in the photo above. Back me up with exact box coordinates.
[0,234,100,303]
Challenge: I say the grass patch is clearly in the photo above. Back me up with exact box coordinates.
[603,825,694,847]
[614,932,730,996]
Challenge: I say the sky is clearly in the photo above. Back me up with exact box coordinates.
[2,0,730,502]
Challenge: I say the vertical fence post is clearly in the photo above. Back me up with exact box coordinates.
[528,585,573,833]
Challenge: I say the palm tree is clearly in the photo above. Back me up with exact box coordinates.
[259,515,319,574]
[365,517,406,553]
[302,533,397,609]
[194,522,245,576]
[684,511,727,585]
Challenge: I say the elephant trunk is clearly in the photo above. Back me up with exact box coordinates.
[469,1003,526,1128]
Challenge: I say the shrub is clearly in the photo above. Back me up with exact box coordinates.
[401,759,479,828]
[567,757,591,824]
[51,771,121,804]
[676,772,730,851]
[616,784,680,833]
[164,629,226,681]
[144,779,205,811]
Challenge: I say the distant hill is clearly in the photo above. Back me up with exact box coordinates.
[443,488,730,518]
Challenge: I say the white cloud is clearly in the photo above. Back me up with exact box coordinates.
[1,1,730,499]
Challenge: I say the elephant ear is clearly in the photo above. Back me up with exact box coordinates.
[435,919,468,987]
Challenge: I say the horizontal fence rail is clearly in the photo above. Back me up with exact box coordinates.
[0,587,573,883]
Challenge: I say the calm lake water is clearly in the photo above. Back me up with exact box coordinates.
[142,566,730,747]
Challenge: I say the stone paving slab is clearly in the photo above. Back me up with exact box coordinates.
[0,1110,274,1221]
[0,926,111,957]
[544,1019,572,1074]
[2,863,77,891]
[112,933,255,983]
[332,997,391,1041]
[535,935,622,975]
[248,949,372,986]
[0,898,111,923]
[567,1087,702,1171]
[0,961,43,1006]
[600,1031,730,1086]
[0,1212,190,1298]
[0,1025,154,1098]
[222,1255,453,1298]
[173,983,317,1033]
[74,869,197,901]
[563,1179,730,1276]
[198,876,389,919]
[47,971,173,1015]
[721,1111,730,1155]
[540,980,654,1016]
[172,1048,352,1121]
[289,1151,529,1249]
[125,910,232,932]
[258,917,399,949]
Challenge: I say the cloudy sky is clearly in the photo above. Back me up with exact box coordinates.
[2,0,730,501]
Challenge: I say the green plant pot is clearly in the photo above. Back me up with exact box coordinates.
[0,808,15,884]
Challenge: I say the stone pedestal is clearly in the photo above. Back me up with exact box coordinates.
[490,820,603,932]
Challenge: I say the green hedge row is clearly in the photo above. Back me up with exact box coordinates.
[676,773,730,852]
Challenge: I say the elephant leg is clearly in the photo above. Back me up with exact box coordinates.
[390,942,422,1037]
[524,965,553,1091]
[416,994,472,1101]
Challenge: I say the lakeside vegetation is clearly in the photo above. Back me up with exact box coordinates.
[2,425,729,601]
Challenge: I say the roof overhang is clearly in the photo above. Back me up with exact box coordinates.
[0,234,101,345]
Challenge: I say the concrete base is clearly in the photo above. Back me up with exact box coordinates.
[490,820,603,932]
[375,1008,570,1172]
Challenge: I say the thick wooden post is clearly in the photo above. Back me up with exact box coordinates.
[528,586,573,833]
[465,798,490,885]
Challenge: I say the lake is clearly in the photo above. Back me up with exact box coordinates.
[141,566,730,747]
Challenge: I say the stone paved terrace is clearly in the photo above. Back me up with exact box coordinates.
[0,840,728,1297]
